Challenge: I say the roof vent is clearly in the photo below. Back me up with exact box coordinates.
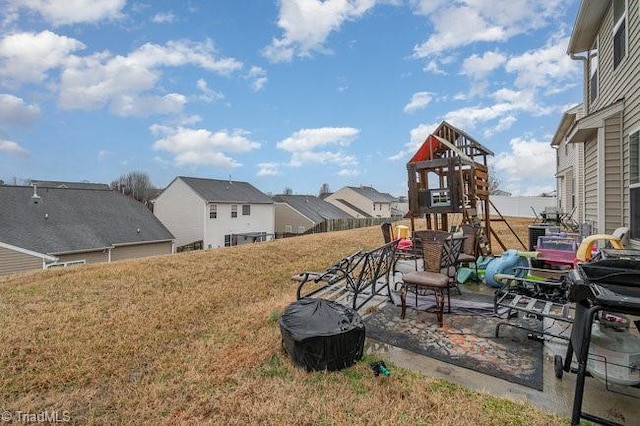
[31,184,41,203]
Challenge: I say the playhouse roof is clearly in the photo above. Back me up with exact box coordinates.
[434,121,494,156]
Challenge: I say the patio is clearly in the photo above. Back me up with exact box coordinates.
[361,260,640,425]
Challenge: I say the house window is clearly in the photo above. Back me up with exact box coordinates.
[298,226,305,234]
[589,45,598,103]
[242,204,251,216]
[630,131,640,239]
[613,0,627,69]
[209,204,217,219]
[231,204,238,218]
[285,225,293,233]
[630,131,640,185]
[224,234,231,247]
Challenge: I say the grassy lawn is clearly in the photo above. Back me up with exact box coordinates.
[0,217,569,425]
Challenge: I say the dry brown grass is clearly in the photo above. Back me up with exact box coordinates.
[0,217,568,425]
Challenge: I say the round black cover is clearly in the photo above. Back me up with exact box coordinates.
[280,298,365,371]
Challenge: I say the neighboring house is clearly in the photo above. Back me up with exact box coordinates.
[325,186,396,218]
[272,194,352,235]
[563,0,640,242]
[0,185,175,276]
[552,104,585,223]
[153,176,275,249]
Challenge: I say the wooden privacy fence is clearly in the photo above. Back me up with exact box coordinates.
[305,217,390,234]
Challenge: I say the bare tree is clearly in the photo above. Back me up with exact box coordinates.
[488,165,503,195]
[318,182,330,197]
[111,171,156,206]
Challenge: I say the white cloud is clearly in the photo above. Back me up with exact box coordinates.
[492,137,556,195]
[151,125,261,168]
[338,168,360,177]
[412,0,564,57]
[98,150,110,160]
[257,162,280,176]
[389,122,439,160]
[277,127,360,167]
[58,39,242,115]
[0,94,40,127]
[462,51,506,80]
[152,12,176,24]
[263,0,376,62]
[505,35,579,89]
[0,31,85,85]
[0,139,29,157]
[110,93,187,117]
[423,60,446,75]
[195,78,224,103]
[246,66,267,92]
[7,0,126,26]
[403,91,433,113]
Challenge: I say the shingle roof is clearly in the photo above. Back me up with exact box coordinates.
[347,186,396,203]
[31,180,111,190]
[272,195,352,223]
[178,176,273,204]
[0,186,174,255]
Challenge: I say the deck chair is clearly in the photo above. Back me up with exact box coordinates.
[455,224,479,282]
[381,222,394,243]
[400,238,452,327]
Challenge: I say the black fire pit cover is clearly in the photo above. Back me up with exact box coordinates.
[280,298,365,371]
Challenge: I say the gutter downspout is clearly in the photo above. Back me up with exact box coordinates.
[570,50,598,111]
[570,50,597,229]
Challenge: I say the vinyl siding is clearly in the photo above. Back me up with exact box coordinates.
[57,250,107,264]
[154,178,205,247]
[0,246,44,276]
[111,241,173,262]
[325,188,392,218]
[584,139,599,230]
[583,1,640,238]
[604,113,624,232]
[203,203,275,248]
[274,203,314,234]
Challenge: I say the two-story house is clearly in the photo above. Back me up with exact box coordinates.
[562,0,640,244]
[153,176,275,249]
[324,186,396,219]
[272,194,352,235]
[552,104,585,223]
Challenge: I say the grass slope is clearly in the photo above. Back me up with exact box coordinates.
[0,218,567,425]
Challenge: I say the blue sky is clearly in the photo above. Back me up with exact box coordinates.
[0,0,582,197]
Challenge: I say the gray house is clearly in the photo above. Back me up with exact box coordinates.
[153,176,275,249]
[272,194,352,235]
[0,185,175,276]
[562,0,640,243]
[325,186,397,218]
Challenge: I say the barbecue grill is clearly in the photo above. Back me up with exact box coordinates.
[560,250,640,426]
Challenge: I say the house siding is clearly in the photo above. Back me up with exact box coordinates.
[274,203,314,234]
[57,250,108,264]
[586,0,640,238]
[0,246,44,276]
[154,178,205,247]
[203,203,274,248]
[584,138,598,231]
[326,188,392,218]
[111,241,173,262]
[604,113,624,233]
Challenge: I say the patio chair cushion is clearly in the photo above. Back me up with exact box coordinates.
[456,253,476,263]
[402,271,449,287]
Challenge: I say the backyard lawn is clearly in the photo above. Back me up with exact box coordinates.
[0,217,568,425]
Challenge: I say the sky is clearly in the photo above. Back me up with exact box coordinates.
[0,0,583,197]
